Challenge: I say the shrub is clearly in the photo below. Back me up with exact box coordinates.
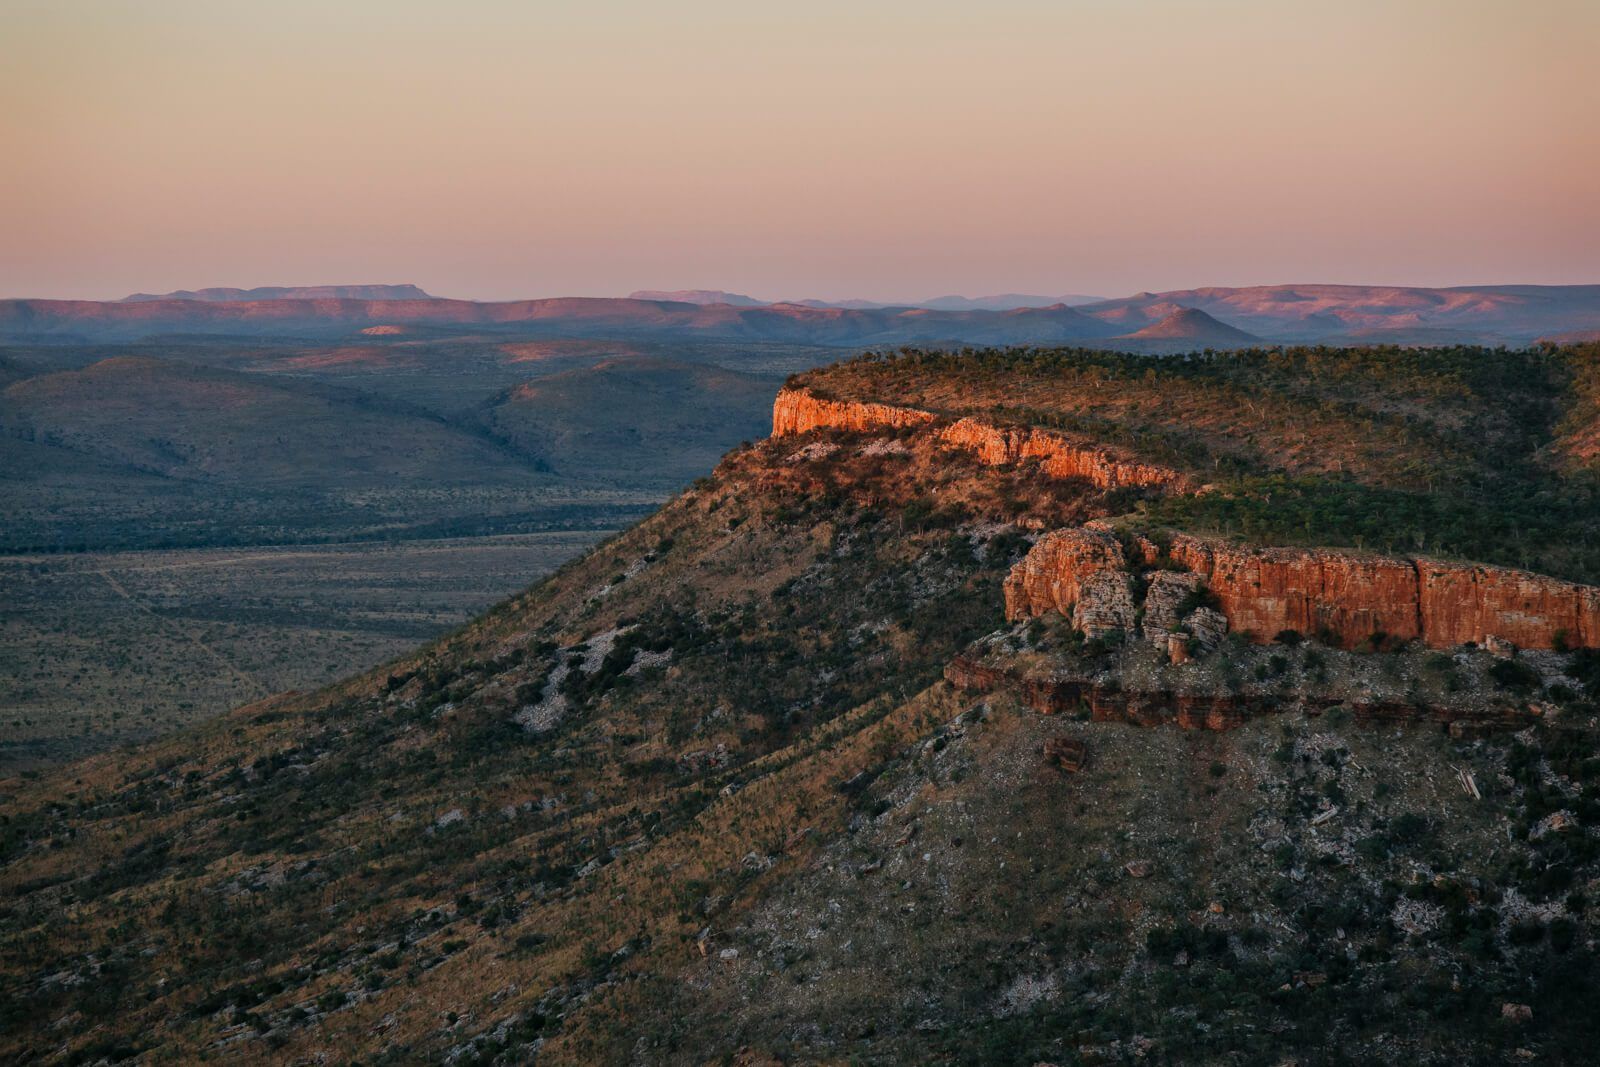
[1488,658,1541,693]
[1389,813,1431,846]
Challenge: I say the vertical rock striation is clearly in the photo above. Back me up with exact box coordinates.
[1167,536,1423,647]
[1002,526,1130,621]
[1416,563,1600,649]
[770,388,937,436]
[1006,526,1600,651]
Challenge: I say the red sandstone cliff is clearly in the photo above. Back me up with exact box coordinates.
[932,417,1188,492]
[1415,561,1600,650]
[1006,527,1600,651]
[770,388,936,436]
[771,387,1190,492]
[1166,536,1424,647]
[1001,526,1128,620]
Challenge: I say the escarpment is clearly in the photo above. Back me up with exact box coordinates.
[1006,527,1600,651]
[772,382,1600,653]
[771,388,937,436]
[772,386,1190,492]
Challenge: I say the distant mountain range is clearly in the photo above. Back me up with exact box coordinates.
[627,289,1105,310]
[122,284,433,303]
[4,283,1597,347]
[914,293,1106,311]
[626,289,768,307]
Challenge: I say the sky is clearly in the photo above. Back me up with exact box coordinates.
[2,0,1597,302]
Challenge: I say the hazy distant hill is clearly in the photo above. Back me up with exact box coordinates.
[1078,283,1600,341]
[122,284,433,302]
[626,289,767,306]
[1540,327,1600,344]
[918,292,1105,310]
[625,291,1107,311]
[1122,306,1258,342]
[481,356,777,486]
[0,295,1122,345]
[7,283,1598,345]
[0,355,540,489]
[788,293,1105,311]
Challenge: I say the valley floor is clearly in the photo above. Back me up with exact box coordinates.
[0,531,612,771]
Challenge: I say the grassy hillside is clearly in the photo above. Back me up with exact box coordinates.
[5,358,1600,1063]
[2,356,545,488]
[0,339,809,552]
[0,354,591,552]
[481,357,778,487]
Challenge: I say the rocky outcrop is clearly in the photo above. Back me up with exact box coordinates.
[1185,608,1229,652]
[1002,528,1227,647]
[1073,572,1138,636]
[1007,526,1600,651]
[1167,536,1424,647]
[1141,570,1205,644]
[771,388,1189,492]
[1002,527,1130,621]
[931,417,1189,492]
[1416,563,1600,650]
[770,389,936,436]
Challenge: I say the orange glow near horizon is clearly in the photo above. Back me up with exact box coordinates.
[2,0,1597,302]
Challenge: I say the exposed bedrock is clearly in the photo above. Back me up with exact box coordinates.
[1005,527,1600,651]
[771,387,1190,492]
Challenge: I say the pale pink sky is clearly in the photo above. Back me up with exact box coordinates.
[2,0,1597,302]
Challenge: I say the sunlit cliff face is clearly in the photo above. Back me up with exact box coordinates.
[3,0,1597,299]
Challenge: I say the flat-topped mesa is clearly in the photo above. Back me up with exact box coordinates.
[771,387,1190,493]
[1005,526,1600,651]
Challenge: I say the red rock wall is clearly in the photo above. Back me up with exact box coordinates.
[771,388,1189,492]
[770,388,937,436]
[1007,526,1600,651]
[1168,536,1423,647]
[773,386,1600,651]
[1417,562,1600,650]
[933,417,1189,492]
[1001,527,1127,620]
